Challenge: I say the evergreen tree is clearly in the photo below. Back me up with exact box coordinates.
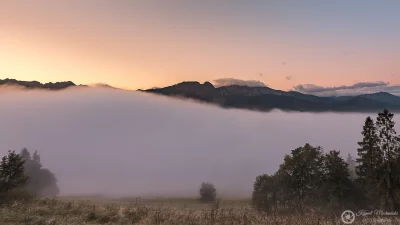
[18,148,60,196]
[375,109,400,210]
[321,150,362,210]
[20,148,31,162]
[346,153,357,180]
[356,116,382,204]
[376,109,400,161]
[32,150,42,168]
[0,150,29,193]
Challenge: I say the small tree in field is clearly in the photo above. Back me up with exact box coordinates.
[199,182,217,203]
[0,150,29,193]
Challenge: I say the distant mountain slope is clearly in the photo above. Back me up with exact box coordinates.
[143,81,400,112]
[3,78,400,112]
[359,92,400,105]
[0,78,77,90]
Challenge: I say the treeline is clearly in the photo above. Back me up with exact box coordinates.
[0,148,59,198]
[252,109,400,213]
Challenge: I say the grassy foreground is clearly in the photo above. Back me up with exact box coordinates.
[1,197,400,225]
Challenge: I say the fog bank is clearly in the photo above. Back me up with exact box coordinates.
[0,88,397,197]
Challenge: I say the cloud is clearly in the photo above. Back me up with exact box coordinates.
[0,87,388,198]
[212,78,267,87]
[294,81,388,93]
[292,81,400,96]
[380,85,400,96]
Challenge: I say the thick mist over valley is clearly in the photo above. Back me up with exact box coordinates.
[1,87,398,198]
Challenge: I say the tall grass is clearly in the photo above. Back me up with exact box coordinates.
[0,197,399,225]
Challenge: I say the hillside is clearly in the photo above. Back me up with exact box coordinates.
[143,81,400,112]
[3,78,400,112]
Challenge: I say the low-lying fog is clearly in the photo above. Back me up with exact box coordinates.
[1,87,398,198]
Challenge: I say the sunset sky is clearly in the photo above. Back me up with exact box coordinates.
[1,0,399,93]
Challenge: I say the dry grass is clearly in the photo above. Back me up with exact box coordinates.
[0,197,399,225]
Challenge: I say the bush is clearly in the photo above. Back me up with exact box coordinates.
[199,182,217,203]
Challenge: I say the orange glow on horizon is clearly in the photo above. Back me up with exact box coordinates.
[1,1,399,91]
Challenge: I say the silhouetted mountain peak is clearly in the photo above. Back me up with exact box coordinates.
[144,80,400,112]
[161,81,216,93]
[203,81,214,88]
[0,78,76,90]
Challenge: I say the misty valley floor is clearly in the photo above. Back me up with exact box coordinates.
[3,88,400,198]
[3,89,400,224]
[1,197,400,225]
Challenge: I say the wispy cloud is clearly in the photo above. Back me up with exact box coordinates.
[294,81,388,93]
[292,81,400,96]
[213,78,267,87]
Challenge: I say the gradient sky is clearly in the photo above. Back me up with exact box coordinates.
[1,0,400,91]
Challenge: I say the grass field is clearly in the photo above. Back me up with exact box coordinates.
[1,196,400,225]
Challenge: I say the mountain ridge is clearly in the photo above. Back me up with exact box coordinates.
[0,78,119,90]
[0,78,78,90]
[143,81,400,112]
[2,78,400,112]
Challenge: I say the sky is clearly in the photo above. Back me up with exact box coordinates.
[1,86,394,197]
[1,0,400,92]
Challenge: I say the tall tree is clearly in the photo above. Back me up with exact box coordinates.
[375,109,400,210]
[356,116,382,204]
[376,110,400,161]
[32,151,42,168]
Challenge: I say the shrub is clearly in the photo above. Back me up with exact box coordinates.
[199,182,217,203]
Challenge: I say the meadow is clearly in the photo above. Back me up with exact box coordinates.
[1,196,399,225]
